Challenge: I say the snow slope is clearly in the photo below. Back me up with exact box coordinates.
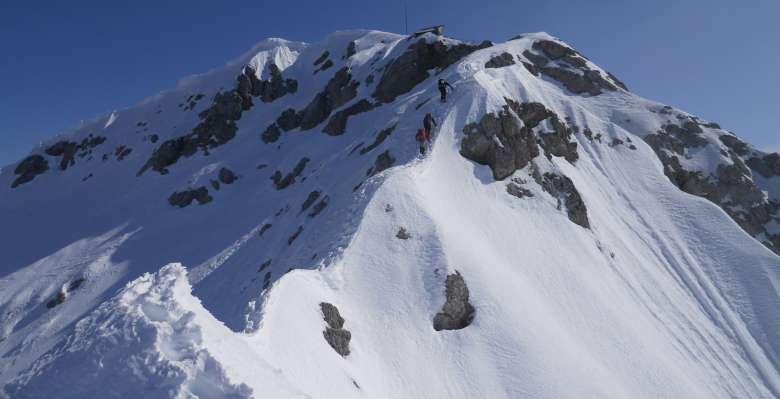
[1,29,779,398]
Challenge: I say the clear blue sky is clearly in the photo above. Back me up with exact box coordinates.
[1,0,778,166]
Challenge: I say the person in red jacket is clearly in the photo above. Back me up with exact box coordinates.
[416,126,431,155]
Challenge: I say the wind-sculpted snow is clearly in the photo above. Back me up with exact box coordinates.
[1,29,780,398]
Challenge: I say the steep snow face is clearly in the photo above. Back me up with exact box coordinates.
[1,29,779,398]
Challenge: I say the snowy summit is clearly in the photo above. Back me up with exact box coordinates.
[1,29,779,398]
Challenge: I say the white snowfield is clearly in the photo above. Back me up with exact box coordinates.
[1,29,779,398]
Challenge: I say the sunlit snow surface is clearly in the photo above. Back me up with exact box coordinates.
[1,30,779,398]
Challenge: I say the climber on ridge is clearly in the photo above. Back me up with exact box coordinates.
[438,78,454,102]
[416,113,437,156]
[423,112,437,133]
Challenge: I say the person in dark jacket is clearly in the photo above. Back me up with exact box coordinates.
[438,78,454,102]
[423,113,437,133]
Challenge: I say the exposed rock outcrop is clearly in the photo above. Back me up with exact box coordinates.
[523,39,625,95]
[367,150,395,177]
[45,135,106,171]
[485,52,516,69]
[11,155,49,188]
[271,157,310,190]
[433,272,475,331]
[140,65,296,175]
[300,67,359,130]
[301,190,321,212]
[373,38,492,103]
[535,171,590,228]
[168,187,213,207]
[218,167,237,184]
[461,100,577,180]
[323,99,377,135]
[320,302,351,357]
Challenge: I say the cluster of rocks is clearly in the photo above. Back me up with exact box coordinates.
[484,52,516,69]
[320,302,352,357]
[168,187,213,207]
[271,157,310,190]
[210,167,237,191]
[141,64,297,174]
[372,38,492,103]
[460,100,578,180]
[521,39,626,95]
[313,51,334,74]
[535,171,590,228]
[262,67,362,142]
[45,135,108,171]
[643,116,780,252]
[180,93,205,111]
[11,155,49,188]
[433,272,475,331]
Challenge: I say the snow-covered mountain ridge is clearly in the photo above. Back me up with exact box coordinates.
[1,29,779,398]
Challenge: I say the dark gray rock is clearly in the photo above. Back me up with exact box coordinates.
[261,123,281,143]
[367,150,395,177]
[114,145,132,161]
[561,55,587,68]
[314,51,330,66]
[300,67,359,130]
[276,108,303,131]
[320,302,345,329]
[538,115,578,163]
[11,155,49,188]
[373,38,492,103]
[344,41,357,59]
[259,223,272,236]
[485,52,516,69]
[168,187,213,207]
[719,135,750,156]
[45,135,106,171]
[536,172,590,228]
[532,40,576,60]
[747,153,780,178]
[606,71,629,91]
[140,66,296,175]
[396,227,411,240]
[46,291,66,309]
[320,302,351,356]
[540,67,609,96]
[521,61,539,76]
[460,101,553,180]
[314,59,334,74]
[272,157,310,190]
[360,125,396,155]
[288,225,304,245]
[218,167,237,184]
[522,50,548,68]
[301,190,321,212]
[308,196,329,218]
[323,99,377,135]
[433,272,475,331]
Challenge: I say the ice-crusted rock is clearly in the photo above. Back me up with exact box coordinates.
[433,272,475,331]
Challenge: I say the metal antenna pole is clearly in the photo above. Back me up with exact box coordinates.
[404,0,408,34]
